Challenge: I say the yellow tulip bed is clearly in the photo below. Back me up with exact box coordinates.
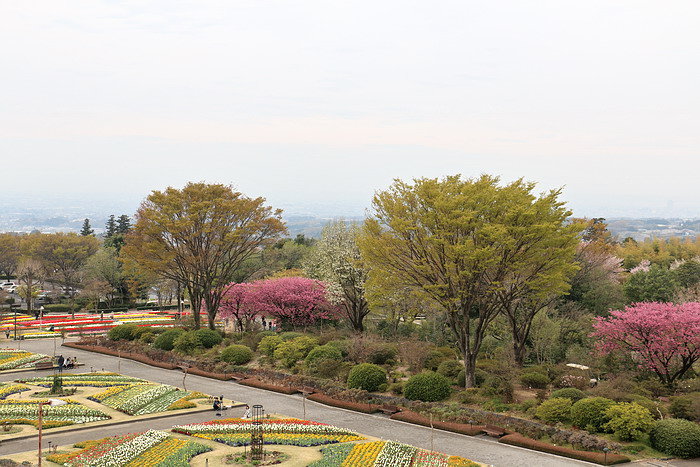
[310,440,481,467]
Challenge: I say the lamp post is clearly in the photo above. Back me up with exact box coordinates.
[38,399,67,466]
[603,447,609,464]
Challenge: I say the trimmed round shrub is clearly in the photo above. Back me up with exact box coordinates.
[603,402,654,441]
[221,344,254,365]
[273,341,304,368]
[404,372,452,402]
[194,328,222,348]
[173,331,202,355]
[305,344,343,372]
[550,388,586,403]
[570,397,616,432]
[107,324,140,341]
[649,418,700,458]
[437,360,463,379]
[424,350,449,371]
[521,372,550,389]
[153,328,186,351]
[291,336,319,357]
[535,397,572,423]
[258,335,283,357]
[347,363,387,392]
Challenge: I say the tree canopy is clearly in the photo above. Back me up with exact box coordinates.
[359,174,579,386]
[121,182,286,329]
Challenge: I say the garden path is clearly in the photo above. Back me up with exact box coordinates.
[0,338,595,467]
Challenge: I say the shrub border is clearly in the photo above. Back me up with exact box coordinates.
[499,434,630,465]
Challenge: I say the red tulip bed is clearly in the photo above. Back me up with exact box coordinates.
[0,311,179,339]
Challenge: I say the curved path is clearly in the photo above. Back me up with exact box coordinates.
[0,339,594,467]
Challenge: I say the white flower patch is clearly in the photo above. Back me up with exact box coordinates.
[374,441,417,467]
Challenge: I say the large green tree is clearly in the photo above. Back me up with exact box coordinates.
[121,183,286,329]
[359,174,579,387]
[30,233,100,296]
[304,220,370,332]
[0,233,21,278]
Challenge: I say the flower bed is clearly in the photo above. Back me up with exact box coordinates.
[0,399,110,427]
[0,383,29,399]
[311,440,479,467]
[0,350,52,371]
[390,410,485,436]
[499,433,630,465]
[173,417,364,447]
[307,392,381,414]
[20,372,207,417]
[46,430,211,467]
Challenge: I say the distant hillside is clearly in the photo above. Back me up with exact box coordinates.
[606,218,700,241]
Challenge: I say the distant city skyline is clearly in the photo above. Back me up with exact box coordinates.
[1,1,698,219]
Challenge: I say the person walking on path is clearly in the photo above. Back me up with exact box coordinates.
[243,404,251,419]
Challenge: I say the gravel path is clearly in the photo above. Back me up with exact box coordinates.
[0,338,595,467]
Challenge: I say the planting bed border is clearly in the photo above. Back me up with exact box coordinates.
[238,378,298,395]
[63,343,178,370]
[390,410,485,436]
[499,434,630,465]
[67,342,632,466]
[306,393,381,414]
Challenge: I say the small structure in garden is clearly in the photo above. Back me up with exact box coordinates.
[250,404,264,460]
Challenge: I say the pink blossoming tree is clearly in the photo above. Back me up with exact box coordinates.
[218,283,259,332]
[592,302,700,386]
[246,277,337,328]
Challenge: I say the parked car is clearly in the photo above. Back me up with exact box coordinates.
[1,282,17,291]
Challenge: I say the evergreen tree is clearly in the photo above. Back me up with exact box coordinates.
[116,215,132,234]
[80,218,94,236]
[105,215,117,238]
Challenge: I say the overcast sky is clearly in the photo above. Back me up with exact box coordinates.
[1,1,698,218]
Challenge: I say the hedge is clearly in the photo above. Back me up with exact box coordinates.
[499,434,630,465]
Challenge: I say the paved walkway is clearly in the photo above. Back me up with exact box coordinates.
[0,339,597,466]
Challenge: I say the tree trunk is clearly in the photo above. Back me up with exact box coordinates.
[463,352,478,388]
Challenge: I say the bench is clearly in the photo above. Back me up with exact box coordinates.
[298,386,315,396]
[229,373,247,381]
[483,424,506,437]
[34,361,54,371]
[379,404,401,415]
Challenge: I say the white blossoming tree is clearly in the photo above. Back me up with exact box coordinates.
[304,220,370,332]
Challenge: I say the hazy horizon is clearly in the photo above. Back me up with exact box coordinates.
[1,1,698,219]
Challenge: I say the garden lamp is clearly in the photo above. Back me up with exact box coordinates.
[38,399,67,466]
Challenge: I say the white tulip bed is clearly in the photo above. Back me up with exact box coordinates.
[374,441,418,467]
